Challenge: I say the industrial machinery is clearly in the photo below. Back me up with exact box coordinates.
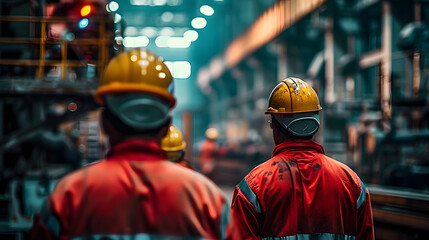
[0,0,120,238]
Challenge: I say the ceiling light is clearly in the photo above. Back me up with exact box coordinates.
[160,27,175,36]
[108,1,119,12]
[161,11,174,22]
[200,5,214,16]
[114,13,121,23]
[167,37,190,48]
[191,17,207,29]
[155,36,169,47]
[184,30,198,42]
[141,27,157,38]
[123,36,149,47]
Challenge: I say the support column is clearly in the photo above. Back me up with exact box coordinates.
[324,17,334,104]
[381,1,392,129]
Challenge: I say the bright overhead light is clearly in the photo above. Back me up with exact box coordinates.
[161,11,174,22]
[165,61,191,79]
[200,5,214,16]
[108,1,119,12]
[123,36,149,48]
[160,27,175,36]
[125,26,138,36]
[184,30,198,42]
[131,0,149,5]
[167,0,181,6]
[173,61,191,78]
[155,36,169,47]
[154,0,167,6]
[191,17,207,29]
[167,37,190,48]
[141,27,157,38]
[114,13,121,23]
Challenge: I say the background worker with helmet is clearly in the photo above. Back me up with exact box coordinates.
[199,127,222,178]
[231,77,374,239]
[161,124,194,170]
[30,48,240,240]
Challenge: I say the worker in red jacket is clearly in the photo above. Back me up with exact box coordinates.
[31,48,240,240]
[231,77,374,240]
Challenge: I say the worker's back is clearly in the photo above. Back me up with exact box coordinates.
[232,139,373,239]
[33,139,238,239]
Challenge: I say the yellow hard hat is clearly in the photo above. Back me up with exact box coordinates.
[161,125,186,152]
[265,77,322,114]
[95,48,176,108]
[266,77,322,137]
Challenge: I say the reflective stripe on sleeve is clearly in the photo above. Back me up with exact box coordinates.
[40,199,60,238]
[70,233,209,240]
[261,233,356,240]
[237,178,261,213]
[357,179,367,209]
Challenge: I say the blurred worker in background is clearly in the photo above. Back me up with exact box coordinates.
[31,48,240,240]
[161,124,194,170]
[199,127,221,178]
[231,77,374,239]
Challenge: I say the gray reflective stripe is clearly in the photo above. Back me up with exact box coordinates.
[220,203,230,240]
[40,199,60,237]
[237,178,261,213]
[70,233,209,240]
[357,179,367,209]
[261,233,356,240]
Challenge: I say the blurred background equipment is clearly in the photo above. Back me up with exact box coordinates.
[1,0,429,239]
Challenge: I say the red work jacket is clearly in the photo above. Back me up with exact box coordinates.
[231,139,374,240]
[31,139,240,240]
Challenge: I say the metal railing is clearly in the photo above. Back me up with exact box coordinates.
[0,15,116,82]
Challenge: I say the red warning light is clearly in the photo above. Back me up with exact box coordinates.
[80,5,92,17]
[68,102,78,112]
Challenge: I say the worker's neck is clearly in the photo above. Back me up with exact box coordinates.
[109,135,161,148]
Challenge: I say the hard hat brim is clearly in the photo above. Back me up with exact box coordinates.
[95,83,176,108]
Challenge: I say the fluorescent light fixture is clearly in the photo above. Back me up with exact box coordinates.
[141,27,157,38]
[154,0,167,6]
[165,61,191,78]
[167,0,181,6]
[130,0,149,5]
[191,17,207,29]
[167,37,190,48]
[123,36,149,47]
[164,61,173,72]
[108,1,119,12]
[200,5,214,16]
[184,30,198,42]
[160,27,175,36]
[114,13,121,23]
[161,11,174,22]
[125,26,138,36]
[155,36,169,47]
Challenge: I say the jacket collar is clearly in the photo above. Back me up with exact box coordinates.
[272,139,325,157]
[106,138,166,161]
